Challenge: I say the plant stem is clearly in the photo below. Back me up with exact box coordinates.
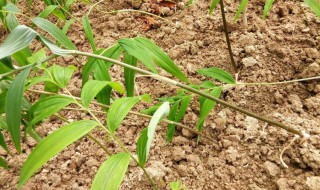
[64,89,158,190]
[73,51,304,137]
[219,0,238,72]
[232,76,320,86]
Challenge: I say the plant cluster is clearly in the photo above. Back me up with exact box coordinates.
[0,0,319,189]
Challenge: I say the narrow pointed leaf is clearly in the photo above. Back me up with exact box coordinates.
[19,120,98,188]
[0,131,8,151]
[91,153,130,190]
[304,0,320,18]
[50,64,76,88]
[196,67,235,84]
[135,37,189,82]
[62,19,75,34]
[12,47,33,66]
[0,25,37,59]
[123,53,138,97]
[32,17,77,50]
[39,35,73,56]
[5,68,31,153]
[263,0,274,19]
[137,102,170,167]
[235,0,249,20]
[166,101,179,143]
[81,80,124,108]
[209,0,220,14]
[38,5,58,18]
[107,97,141,133]
[0,157,8,169]
[28,95,74,126]
[82,14,96,51]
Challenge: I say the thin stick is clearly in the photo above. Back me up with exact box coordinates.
[280,135,299,168]
[219,0,238,72]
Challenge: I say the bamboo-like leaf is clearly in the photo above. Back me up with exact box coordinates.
[118,38,157,73]
[38,5,58,18]
[32,17,77,50]
[49,64,76,88]
[263,0,274,19]
[135,37,189,82]
[197,87,222,133]
[137,102,170,167]
[209,0,220,14]
[200,80,215,89]
[82,14,96,51]
[123,53,138,97]
[196,67,235,84]
[62,19,74,34]
[0,157,8,169]
[6,12,19,31]
[81,80,124,108]
[27,49,47,65]
[0,25,37,59]
[91,153,130,190]
[304,0,320,18]
[12,47,33,66]
[107,97,141,133]
[19,120,98,188]
[65,0,75,10]
[28,95,74,126]
[5,68,31,153]
[39,35,73,56]
[167,96,191,143]
[166,101,179,143]
[235,0,249,20]
[0,130,8,151]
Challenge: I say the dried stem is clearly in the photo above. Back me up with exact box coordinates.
[219,0,238,72]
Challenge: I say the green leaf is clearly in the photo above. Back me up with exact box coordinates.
[27,49,47,65]
[5,68,31,153]
[170,180,184,190]
[196,67,235,84]
[81,80,124,108]
[200,80,215,89]
[186,0,193,7]
[12,47,33,66]
[118,38,157,73]
[91,153,130,190]
[39,35,73,56]
[0,25,37,59]
[209,0,220,14]
[19,120,98,188]
[82,14,96,51]
[0,157,8,169]
[123,53,138,97]
[135,37,189,83]
[28,95,74,126]
[107,97,141,134]
[304,0,320,18]
[32,17,77,50]
[166,101,179,143]
[6,12,19,31]
[235,0,248,20]
[0,130,8,151]
[197,87,222,133]
[62,19,74,34]
[38,5,58,18]
[263,0,274,19]
[65,0,75,10]
[167,96,191,143]
[137,102,170,167]
[49,64,76,88]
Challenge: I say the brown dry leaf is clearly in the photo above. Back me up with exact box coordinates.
[159,0,176,9]
[140,16,156,30]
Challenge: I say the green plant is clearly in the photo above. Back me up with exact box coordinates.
[0,15,310,189]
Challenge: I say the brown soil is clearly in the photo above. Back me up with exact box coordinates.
[1,0,320,189]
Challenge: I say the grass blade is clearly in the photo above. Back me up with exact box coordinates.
[209,0,220,14]
[137,102,170,167]
[28,95,74,126]
[304,0,320,18]
[91,153,130,190]
[0,131,8,151]
[5,68,31,153]
[0,25,37,59]
[32,17,77,50]
[19,120,98,188]
[263,0,274,19]
[235,0,249,20]
[123,53,138,97]
[81,80,124,108]
[107,97,141,134]
[82,14,96,51]
[196,67,235,84]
